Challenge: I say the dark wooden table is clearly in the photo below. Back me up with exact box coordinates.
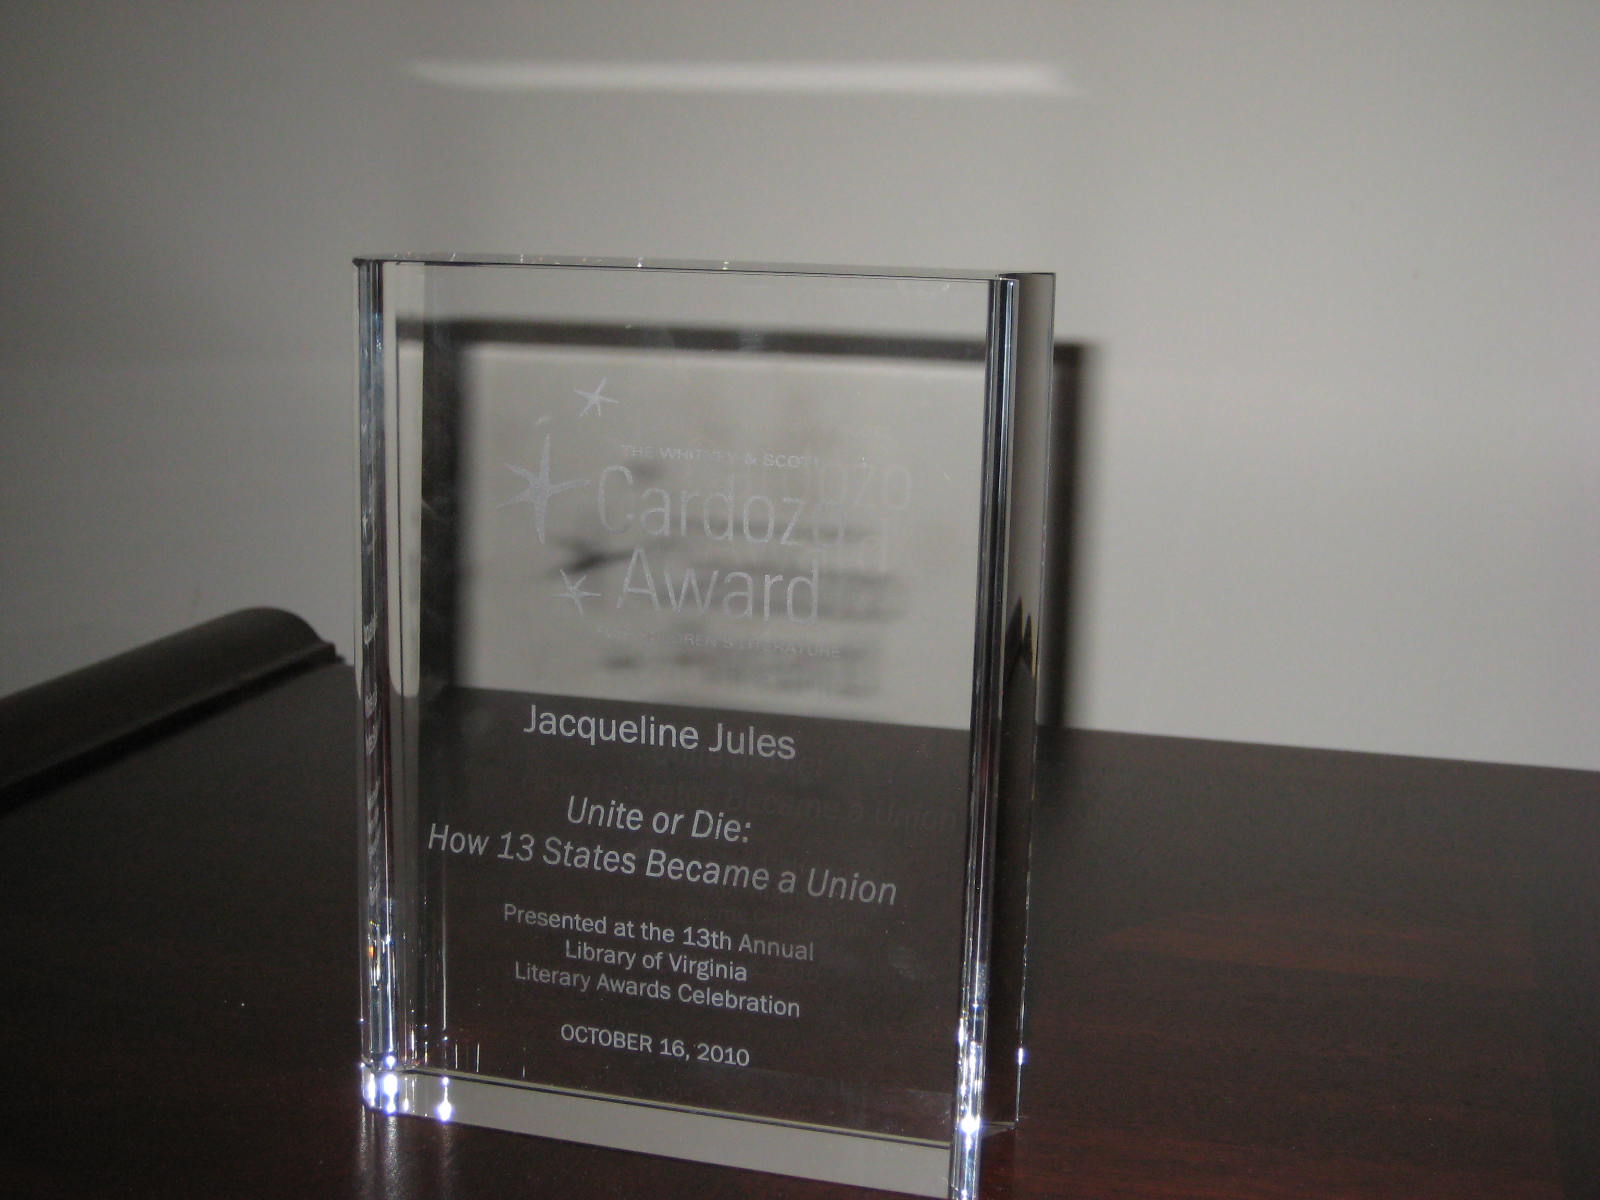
[3,632,1597,1197]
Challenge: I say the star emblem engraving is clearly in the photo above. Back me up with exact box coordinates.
[554,569,601,615]
[575,378,620,418]
[497,434,588,543]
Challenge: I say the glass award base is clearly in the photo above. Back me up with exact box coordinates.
[356,256,1054,1199]
[362,1068,951,1195]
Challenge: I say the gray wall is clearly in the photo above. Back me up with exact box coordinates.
[2,1,1596,769]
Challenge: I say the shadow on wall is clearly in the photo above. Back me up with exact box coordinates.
[1039,341,1090,730]
[391,302,1094,732]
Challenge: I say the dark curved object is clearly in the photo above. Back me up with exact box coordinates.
[0,607,338,807]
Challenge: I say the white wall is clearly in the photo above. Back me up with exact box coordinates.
[2,1,1596,769]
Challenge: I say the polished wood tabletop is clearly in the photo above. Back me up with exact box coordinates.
[3,648,1596,1198]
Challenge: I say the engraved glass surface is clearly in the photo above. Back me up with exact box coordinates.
[357,257,1053,1199]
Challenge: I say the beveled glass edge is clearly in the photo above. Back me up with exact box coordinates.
[352,251,1029,284]
[948,272,1055,1200]
[362,1067,950,1197]
[356,258,399,1075]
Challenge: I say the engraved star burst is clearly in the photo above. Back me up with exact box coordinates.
[554,569,601,615]
[575,378,620,418]
[497,434,588,543]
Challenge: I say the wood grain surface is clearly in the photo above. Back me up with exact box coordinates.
[2,664,1595,1198]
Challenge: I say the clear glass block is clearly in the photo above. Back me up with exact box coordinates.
[356,256,1054,1199]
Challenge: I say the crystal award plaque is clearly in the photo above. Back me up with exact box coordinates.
[356,256,1054,1198]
